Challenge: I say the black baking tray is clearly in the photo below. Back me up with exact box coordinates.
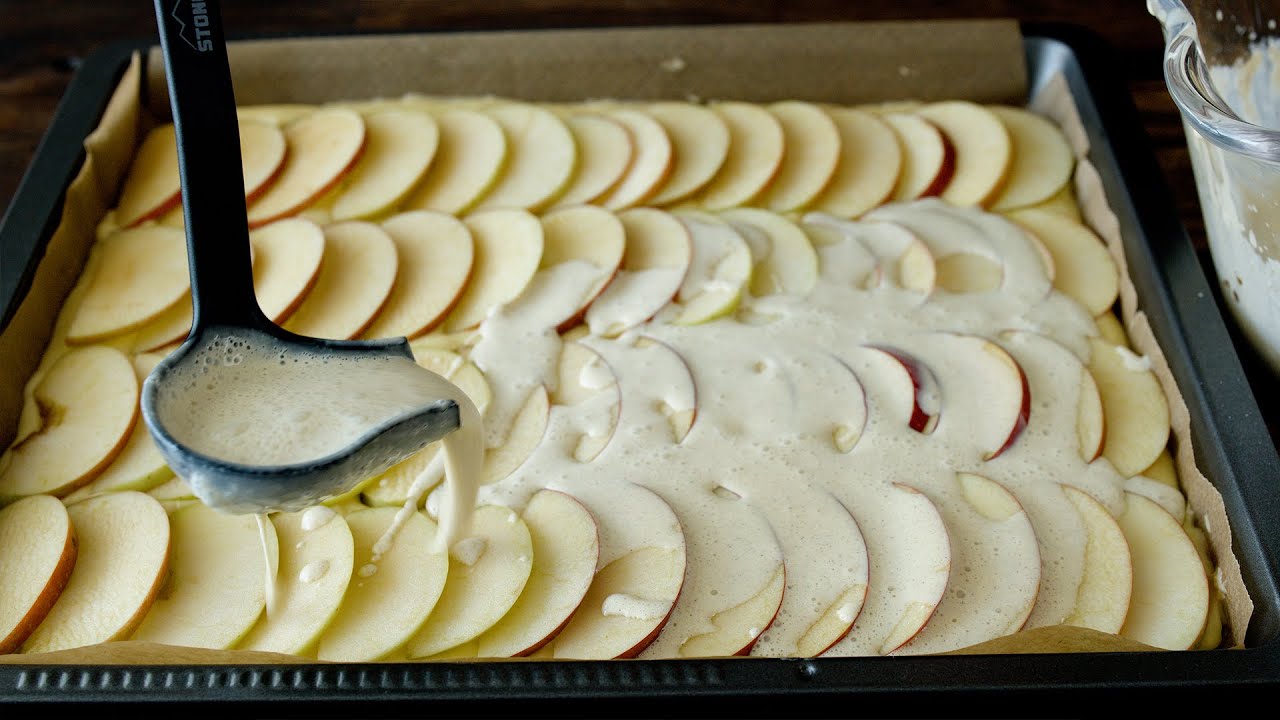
[2,22,1279,714]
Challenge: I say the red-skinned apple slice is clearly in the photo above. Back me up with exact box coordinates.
[1117,492,1209,650]
[330,109,439,221]
[697,101,785,210]
[402,108,507,215]
[549,341,622,462]
[1006,208,1119,316]
[251,217,326,324]
[988,106,1075,211]
[646,102,731,206]
[756,101,841,212]
[482,386,550,484]
[882,112,954,200]
[665,211,753,325]
[553,113,634,208]
[116,124,180,227]
[1061,486,1133,635]
[719,208,819,297]
[580,333,697,448]
[442,209,544,332]
[239,120,288,203]
[0,496,77,654]
[283,221,398,340]
[804,214,935,294]
[538,205,627,332]
[0,346,138,500]
[363,211,474,339]
[914,102,1012,207]
[22,492,169,654]
[860,344,940,435]
[811,108,902,218]
[66,226,189,345]
[1087,337,1170,478]
[997,330,1105,463]
[597,108,672,210]
[585,208,691,337]
[475,103,576,211]
[247,108,366,227]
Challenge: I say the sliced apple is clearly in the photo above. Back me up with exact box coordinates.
[1087,337,1171,477]
[646,102,731,206]
[664,211,752,325]
[402,108,507,215]
[247,108,366,227]
[282,221,398,340]
[1025,182,1084,221]
[755,101,841,212]
[882,112,954,201]
[998,330,1105,463]
[115,124,180,227]
[811,108,901,218]
[1095,311,1129,347]
[696,101,785,210]
[537,205,627,331]
[988,106,1075,211]
[316,507,448,661]
[719,208,818,297]
[147,476,194,502]
[406,505,534,658]
[585,208,691,337]
[330,109,439,221]
[1141,450,1179,489]
[859,345,941,435]
[237,104,315,126]
[553,113,633,207]
[0,496,76,654]
[469,490,599,657]
[678,566,785,658]
[22,492,169,654]
[914,102,1011,207]
[800,215,880,289]
[247,217,326,324]
[549,341,622,462]
[361,211,474,339]
[1006,208,1119,316]
[238,119,288,203]
[66,226,189,344]
[1060,486,1133,634]
[238,507,355,656]
[130,502,276,649]
[0,346,138,500]
[442,209,544,332]
[482,386,550,484]
[580,333,697,448]
[1117,492,1210,650]
[475,103,576,212]
[594,107,673,211]
[805,214,935,294]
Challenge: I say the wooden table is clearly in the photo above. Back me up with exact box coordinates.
[1,0,1275,442]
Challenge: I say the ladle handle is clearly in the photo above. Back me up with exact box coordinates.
[153,0,265,331]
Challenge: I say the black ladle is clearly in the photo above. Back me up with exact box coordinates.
[140,0,461,513]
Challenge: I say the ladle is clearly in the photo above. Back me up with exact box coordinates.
[140,0,462,513]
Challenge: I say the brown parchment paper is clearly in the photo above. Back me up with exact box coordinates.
[0,19,1248,665]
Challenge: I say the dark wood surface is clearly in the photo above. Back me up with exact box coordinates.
[0,0,1275,444]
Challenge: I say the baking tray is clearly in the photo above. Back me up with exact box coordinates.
[2,22,1279,713]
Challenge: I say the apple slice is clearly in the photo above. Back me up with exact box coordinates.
[580,333,697,448]
[468,490,599,657]
[859,345,940,435]
[998,330,1105,463]
[553,113,633,207]
[442,209,544,332]
[330,110,439,221]
[1117,492,1210,649]
[1025,182,1084,221]
[586,208,691,337]
[406,505,534,658]
[247,108,366,227]
[0,346,138,500]
[130,503,277,649]
[804,214,935,294]
[597,108,672,210]
[664,211,753,325]
[896,473,1040,655]
[1095,312,1129,347]
[482,386,550,483]
[811,108,901,218]
[474,103,576,212]
[66,226,189,344]
[282,221,398,340]
[882,112,954,201]
[22,492,169,654]
[316,507,447,661]
[62,353,173,503]
[719,208,819,297]
[697,101,785,210]
[237,104,315,126]
[116,124,180,227]
[1087,337,1171,477]
[549,341,622,462]
[914,102,1012,207]
[238,507,355,656]
[646,103,731,206]
[1141,450,1179,488]
[537,205,627,331]
[148,476,194,502]
[677,566,785,658]
[238,120,288,204]
[249,217,326,323]
[988,106,1075,211]
[1061,486,1133,634]
[800,215,880,289]
[755,101,841,212]
[1006,208,1119,316]
[402,108,507,215]
[361,211,474,339]
[0,496,76,654]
